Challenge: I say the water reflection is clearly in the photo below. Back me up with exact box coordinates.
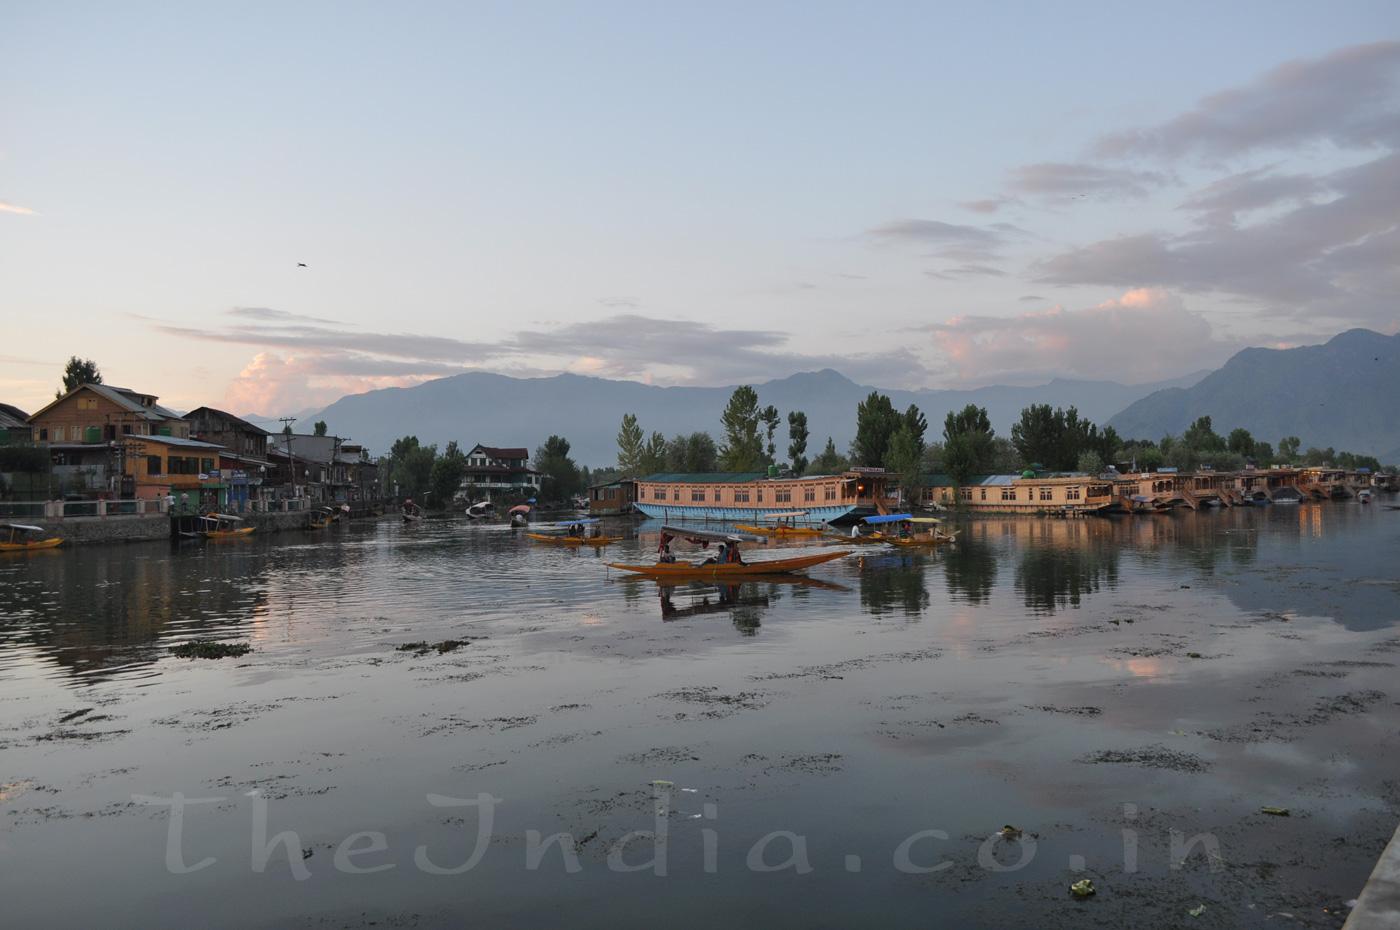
[941,536,998,605]
[857,553,929,617]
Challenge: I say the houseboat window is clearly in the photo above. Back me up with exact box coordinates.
[756,489,764,502]
[1001,487,1016,501]
[654,487,667,500]
[1066,487,1081,500]
[803,487,815,502]
[959,487,973,500]
[1038,487,1053,501]
[734,490,750,503]
[980,488,987,501]
[691,490,706,502]
[775,488,792,503]
[824,486,836,500]
[146,455,163,476]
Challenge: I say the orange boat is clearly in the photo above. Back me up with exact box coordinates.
[0,523,64,552]
[527,532,622,548]
[734,510,822,538]
[201,513,255,539]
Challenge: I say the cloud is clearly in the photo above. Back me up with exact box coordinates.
[1033,152,1400,322]
[925,264,1007,280]
[597,296,639,309]
[958,197,1016,214]
[1018,295,1047,302]
[162,310,936,414]
[1008,162,1170,200]
[1178,165,1325,226]
[226,306,341,325]
[0,201,37,216]
[926,288,1240,385]
[1095,40,1400,159]
[868,218,1003,246]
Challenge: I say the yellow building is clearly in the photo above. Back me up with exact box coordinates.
[122,434,225,501]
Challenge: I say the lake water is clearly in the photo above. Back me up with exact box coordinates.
[2,504,1398,928]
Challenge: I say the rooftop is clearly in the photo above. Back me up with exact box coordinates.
[0,403,29,429]
[185,406,272,436]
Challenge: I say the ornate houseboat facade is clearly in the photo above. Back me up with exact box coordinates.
[631,469,891,523]
[922,473,1115,515]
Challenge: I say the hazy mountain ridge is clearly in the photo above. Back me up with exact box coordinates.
[1107,329,1400,462]
[289,367,1206,466]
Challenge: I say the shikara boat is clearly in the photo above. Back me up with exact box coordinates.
[609,550,846,579]
[200,513,255,539]
[307,507,335,529]
[527,518,621,548]
[734,511,822,538]
[609,524,846,578]
[0,523,64,551]
[869,515,958,547]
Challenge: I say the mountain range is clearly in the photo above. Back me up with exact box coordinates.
[277,369,1205,467]
[1107,328,1400,462]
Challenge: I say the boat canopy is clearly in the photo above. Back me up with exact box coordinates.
[908,517,942,524]
[761,511,810,519]
[660,524,764,544]
[508,504,532,514]
[545,518,599,528]
[863,513,913,524]
[200,513,244,522]
[4,523,44,533]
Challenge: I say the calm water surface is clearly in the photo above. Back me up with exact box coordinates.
[2,505,1398,928]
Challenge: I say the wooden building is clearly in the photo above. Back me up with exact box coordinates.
[631,470,890,522]
[588,479,636,515]
[27,383,189,443]
[461,444,541,500]
[925,473,1115,515]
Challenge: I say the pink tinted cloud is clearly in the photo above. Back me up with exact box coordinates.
[928,288,1238,385]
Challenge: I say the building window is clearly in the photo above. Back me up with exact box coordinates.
[734,490,750,503]
[1039,487,1053,501]
[691,490,706,502]
[39,428,48,440]
[775,488,792,503]
[959,487,973,500]
[1066,487,1081,501]
[147,455,163,476]
[654,487,667,500]
[824,486,836,501]
[980,488,987,501]
[1001,487,1017,501]
[803,487,815,502]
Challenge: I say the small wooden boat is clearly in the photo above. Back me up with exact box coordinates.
[307,506,335,529]
[734,511,822,538]
[873,516,957,547]
[821,531,885,545]
[201,513,254,539]
[0,523,64,551]
[608,550,847,579]
[527,518,620,547]
[402,501,423,522]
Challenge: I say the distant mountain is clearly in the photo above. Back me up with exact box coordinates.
[296,368,1206,466]
[1108,329,1400,462]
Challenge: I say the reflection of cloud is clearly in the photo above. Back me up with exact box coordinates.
[0,200,37,216]
[1095,40,1400,159]
[927,288,1240,385]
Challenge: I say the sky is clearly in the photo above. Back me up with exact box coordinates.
[3,1,1398,417]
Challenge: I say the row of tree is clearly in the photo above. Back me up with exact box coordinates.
[383,434,585,507]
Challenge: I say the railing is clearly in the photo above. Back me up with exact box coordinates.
[0,498,168,519]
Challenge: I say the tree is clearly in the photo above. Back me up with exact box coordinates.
[719,386,766,471]
[429,451,467,507]
[58,356,102,398]
[641,431,668,475]
[943,433,979,489]
[666,432,719,472]
[886,424,925,506]
[809,436,849,474]
[787,411,809,476]
[1278,436,1301,461]
[852,392,901,467]
[1183,415,1226,453]
[616,414,644,476]
[943,404,995,475]
[903,404,928,447]
[760,405,781,464]
[1011,404,1060,468]
[536,435,582,501]
[395,441,437,501]
[313,420,328,436]
[1227,427,1255,458]
[1077,450,1105,475]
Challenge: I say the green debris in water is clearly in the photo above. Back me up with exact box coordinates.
[1260,806,1291,816]
[1069,878,1096,898]
[397,639,475,655]
[170,640,251,660]
[1188,904,1207,917]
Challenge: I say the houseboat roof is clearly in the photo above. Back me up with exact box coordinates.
[641,472,770,484]
[128,435,225,450]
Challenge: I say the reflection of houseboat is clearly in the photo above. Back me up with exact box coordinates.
[631,470,891,523]
[923,473,1114,515]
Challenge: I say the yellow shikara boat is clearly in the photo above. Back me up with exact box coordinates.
[734,511,822,538]
[609,550,847,579]
[1,523,64,551]
[870,517,957,547]
[201,513,255,539]
[527,532,623,548]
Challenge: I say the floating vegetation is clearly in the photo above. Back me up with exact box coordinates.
[397,639,477,656]
[169,641,251,660]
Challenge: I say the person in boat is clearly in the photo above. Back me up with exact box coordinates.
[657,532,676,563]
[702,542,726,565]
[898,520,911,539]
[726,542,744,565]
[850,523,863,538]
[590,524,602,539]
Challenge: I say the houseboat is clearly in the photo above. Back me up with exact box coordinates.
[631,469,891,523]
[924,473,1115,515]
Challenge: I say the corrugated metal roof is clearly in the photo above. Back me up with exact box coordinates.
[0,403,30,429]
[640,472,769,483]
[128,434,224,450]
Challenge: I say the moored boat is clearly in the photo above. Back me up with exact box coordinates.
[608,550,847,579]
[526,518,621,547]
[201,513,254,539]
[0,523,64,552]
[734,510,823,537]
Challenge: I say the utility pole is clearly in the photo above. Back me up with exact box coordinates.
[279,417,297,502]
